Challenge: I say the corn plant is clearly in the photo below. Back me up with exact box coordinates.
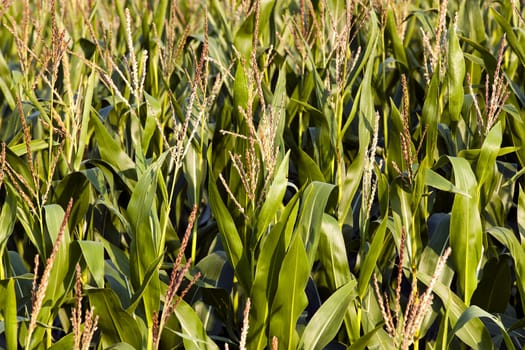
[1,0,525,349]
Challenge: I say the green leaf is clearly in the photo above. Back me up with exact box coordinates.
[295,181,335,267]
[105,343,137,350]
[358,216,388,298]
[256,152,290,242]
[422,74,440,163]
[0,278,18,350]
[90,111,135,172]
[74,69,97,171]
[358,21,378,155]
[173,299,220,350]
[418,271,493,350]
[385,9,408,70]
[518,186,525,247]
[183,140,206,207]
[126,253,164,314]
[299,280,358,350]
[77,241,105,288]
[338,155,364,226]
[476,121,502,206]
[0,188,16,278]
[269,233,310,350]
[319,214,352,290]
[491,8,525,65]
[54,172,92,229]
[30,204,73,339]
[425,168,471,197]
[208,165,244,276]
[249,195,301,349]
[452,306,514,350]
[10,139,57,156]
[457,0,486,44]
[346,324,384,350]
[447,23,465,122]
[448,156,482,304]
[233,61,249,111]
[127,152,167,326]
[87,288,143,349]
[48,333,74,350]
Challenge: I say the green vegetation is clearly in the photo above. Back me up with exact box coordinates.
[0,0,524,348]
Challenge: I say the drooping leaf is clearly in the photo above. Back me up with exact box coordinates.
[173,299,220,350]
[418,272,493,349]
[452,306,514,350]
[87,288,143,349]
[299,280,358,350]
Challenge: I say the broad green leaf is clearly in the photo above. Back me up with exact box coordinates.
[54,172,92,229]
[346,324,384,350]
[299,280,358,350]
[126,253,164,314]
[448,156,482,304]
[518,186,525,248]
[458,0,486,44]
[105,343,137,350]
[233,61,249,112]
[358,21,378,155]
[0,188,16,279]
[173,299,220,350]
[0,278,17,350]
[418,272,493,350]
[425,168,471,197]
[77,240,105,288]
[319,214,352,290]
[447,22,465,122]
[385,9,408,70]
[476,121,502,205]
[256,152,290,241]
[452,306,514,350]
[10,139,57,156]
[269,233,310,350]
[319,213,359,342]
[295,181,335,266]
[87,288,143,349]
[338,155,364,226]
[183,140,206,207]
[127,153,167,326]
[90,111,135,172]
[423,73,440,163]
[48,333,74,350]
[249,195,300,350]
[28,204,74,348]
[143,92,163,151]
[74,79,95,136]
[208,166,243,275]
[287,136,326,185]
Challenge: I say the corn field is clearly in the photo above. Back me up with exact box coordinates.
[0,0,525,349]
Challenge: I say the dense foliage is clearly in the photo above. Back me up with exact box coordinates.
[1,0,525,349]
